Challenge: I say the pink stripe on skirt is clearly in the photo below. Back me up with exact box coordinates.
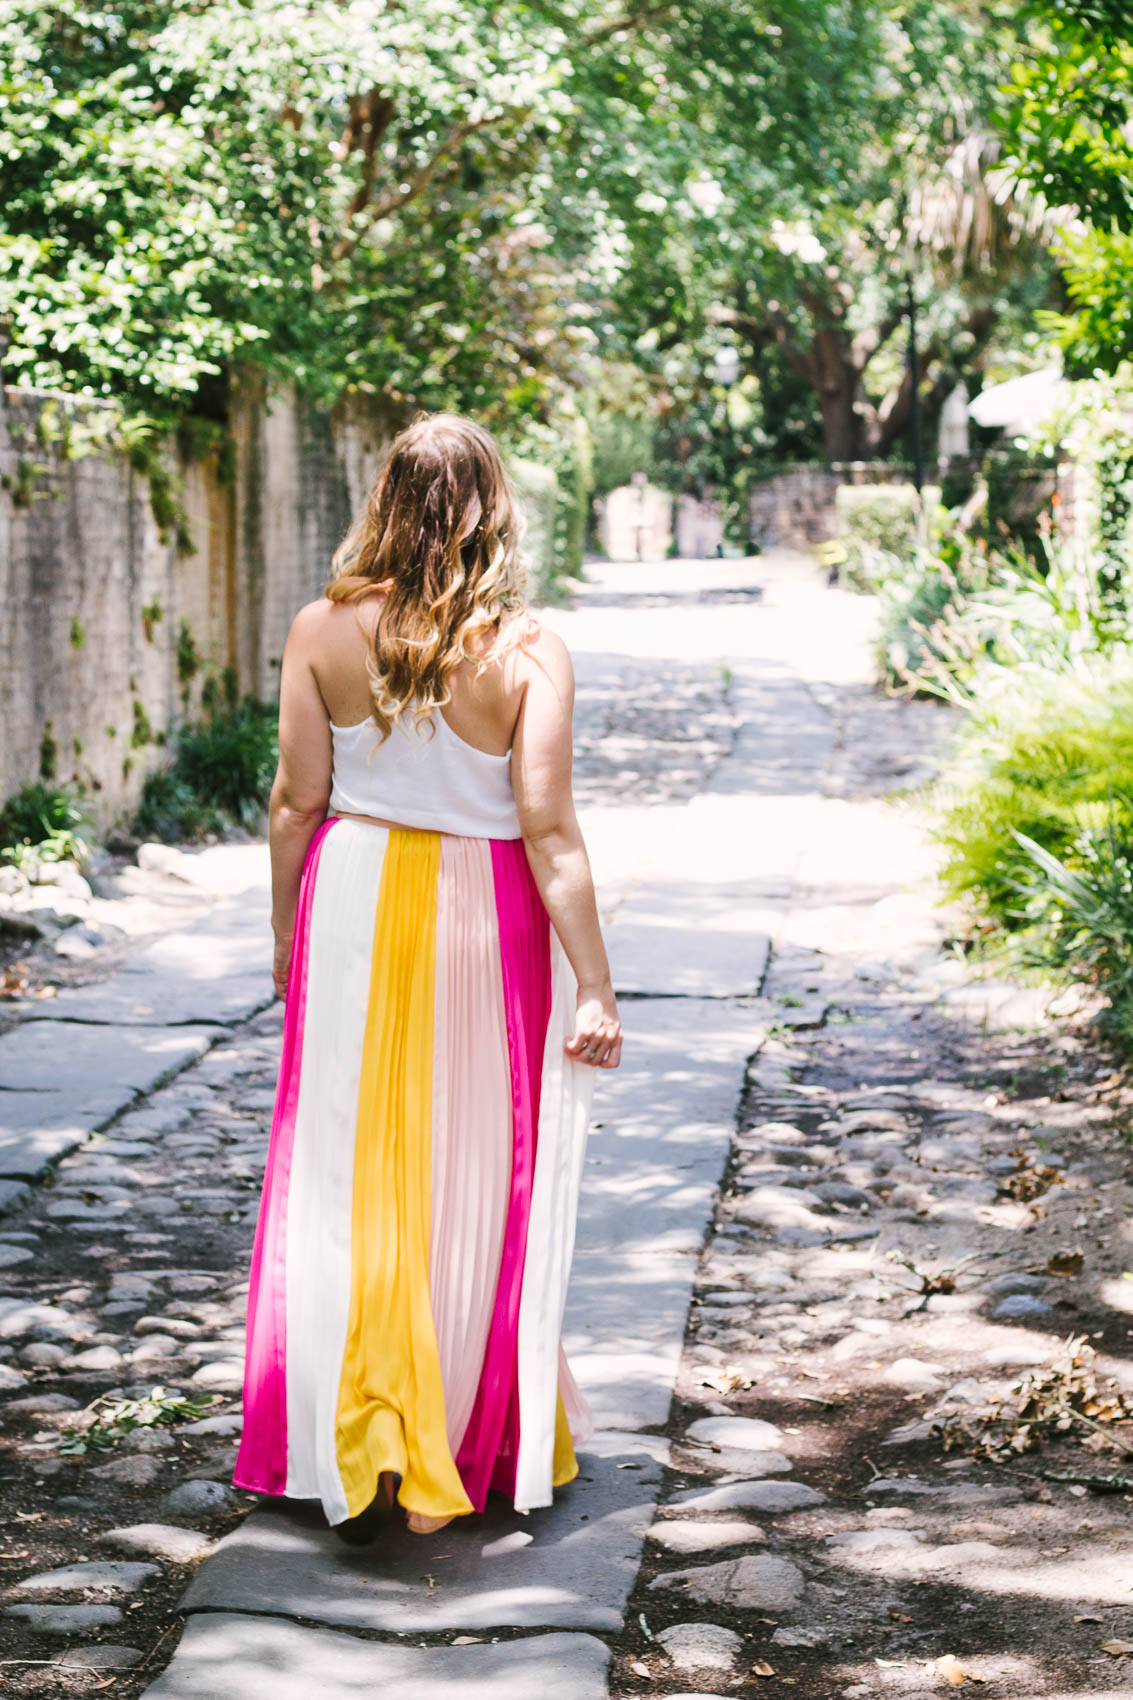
[455,838,551,1508]
[233,819,337,1494]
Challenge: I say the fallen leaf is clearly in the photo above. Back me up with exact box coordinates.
[1102,1639,1133,1656]
[752,1661,776,1677]
[890,1611,914,1623]
[928,1654,967,1685]
[1074,1614,1103,1623]
[1047,1248,1084,1277]
[630,1661,649,1678]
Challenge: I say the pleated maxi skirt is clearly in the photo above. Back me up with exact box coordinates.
[231,815,595,1525]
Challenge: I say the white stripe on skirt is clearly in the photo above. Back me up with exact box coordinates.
[513,932,595,1511]
[284,821,386,1521]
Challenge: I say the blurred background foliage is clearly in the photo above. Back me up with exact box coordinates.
[0,0,1066,494]
[8,0,1133,1045]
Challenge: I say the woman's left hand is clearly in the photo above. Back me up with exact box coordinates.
[272,930,293,1001]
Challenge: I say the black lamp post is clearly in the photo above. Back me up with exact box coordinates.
[905,271,925,495]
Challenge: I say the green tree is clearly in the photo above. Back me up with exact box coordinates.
[0,0,589,423]
[998,0,1133,372]
[594,0,1055,464]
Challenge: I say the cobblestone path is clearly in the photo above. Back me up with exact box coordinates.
[0,554,1128,1700]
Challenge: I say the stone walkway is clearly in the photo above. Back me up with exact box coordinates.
[3,552,1125,1698]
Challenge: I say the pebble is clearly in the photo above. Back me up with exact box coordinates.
[100,1523,215,1562]
[6,1392,81,1414]
[992,1293,1052,1319]
[0,1243,34,1267]
[771,1625,834,1649]
[732,1188,829,1232]
[19,1342,69,1367]
[649,1553,805,1612]
[135,1315,202,1338]
[166,1275,220,1296]
[0,1362,29,1390]
[54,924,106,959]
[982,1339,1056,1367]
[686,1416,784,1452]
[0,1180,33,1215]
[90,1454,164,1488]
[130,1335,181,1362]
[189,1359,244,1390]
[4,1603,123,1632]
[746,1268,796,1291]
[121,1426,176,1452]
[826,1528,924,1553]
[656,1622,743,1673]
[650,1519,765,1555]
[690,1447,792,1478]
[0,1299,78,1338]
[14,1560,158,1596]
[904,1540,1005,1573]
[59,1645,144,1669]
[178,1413,243,1437]
[940,1377,986,1405]
[776,1225,831,1247]
[674,1480,826,1514]
[863,1478,940,1497]
[883,1357,943,1391]
[63,1345,125,1371]
[45,1199,127,1221]
[163,1478,238,1513]
[812,1181,875,1208]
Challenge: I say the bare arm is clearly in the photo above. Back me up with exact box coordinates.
[270,605,333,998]
[511,628,622,1069]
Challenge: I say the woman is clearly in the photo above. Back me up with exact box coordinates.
[232,413,621,1543]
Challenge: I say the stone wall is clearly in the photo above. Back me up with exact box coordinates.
[0,383,398,826]
[747,466,841,550]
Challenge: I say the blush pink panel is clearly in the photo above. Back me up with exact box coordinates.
[429,835,513,1456]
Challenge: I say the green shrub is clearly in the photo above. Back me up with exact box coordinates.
[134,696,278,841]
[133,771,225,843]
[878,528,1109,697]
[1010,818,1133,1049]
[876,542,993,692]
[835,483,942,591]
[0,781,93,869]
[510,457,559,600]
[984,447,1058,553]
[933,653,1133,930]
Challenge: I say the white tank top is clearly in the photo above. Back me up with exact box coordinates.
[327,709,521,839]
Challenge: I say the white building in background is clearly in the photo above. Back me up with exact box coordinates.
[938,381,970,460]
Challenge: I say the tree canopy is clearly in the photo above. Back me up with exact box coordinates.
[0,0,1077,478]
[998,0,1133,373]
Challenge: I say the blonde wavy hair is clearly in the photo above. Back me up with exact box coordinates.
[326,412,532,740]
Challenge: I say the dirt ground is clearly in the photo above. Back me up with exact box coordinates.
[611,942,1133,1700]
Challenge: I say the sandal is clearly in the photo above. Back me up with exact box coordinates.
[333,1471,397,1546]
[406,1510,455,1535]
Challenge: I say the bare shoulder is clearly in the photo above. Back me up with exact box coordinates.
[287,597,336,647]
[289,592,379,651]
[506,616,573,690]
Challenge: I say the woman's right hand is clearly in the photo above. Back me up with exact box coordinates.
[566,982,623,1069]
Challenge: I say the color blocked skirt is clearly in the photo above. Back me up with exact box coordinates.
[232,816,595,1525]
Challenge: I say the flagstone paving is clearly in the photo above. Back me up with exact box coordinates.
[4,554,1123,1699]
